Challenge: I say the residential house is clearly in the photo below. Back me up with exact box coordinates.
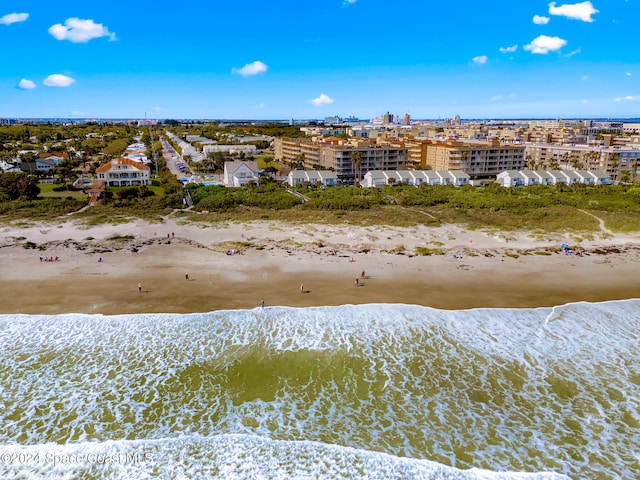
[223,161,259,187]
[19,159,55,173]
[496,170,525,187]
[497,170,611,187]
[287,170,338,187]
[96,158,151,187]
[360,170,470,187]
[0,161,20,173]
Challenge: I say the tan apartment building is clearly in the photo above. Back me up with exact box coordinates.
[524,143,640,181]
[274,137,409,183]
[424,140,526,177]
[405,140,429,168]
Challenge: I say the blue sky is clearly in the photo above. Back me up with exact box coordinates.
[1,0,638,120]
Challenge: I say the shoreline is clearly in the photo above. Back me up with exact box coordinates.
[2,218,640,315]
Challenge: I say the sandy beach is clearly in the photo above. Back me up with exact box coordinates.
[1,215,639,314]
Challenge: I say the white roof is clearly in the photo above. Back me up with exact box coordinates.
[533,170,553,179]
[366,171,387,179]
[225,161,258,174]
[449,170,470,179]
[418,170,441,179]
[519,170,539,179]
[560,170,580,179]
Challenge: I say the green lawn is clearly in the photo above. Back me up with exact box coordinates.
[255,155,282,170]
[38,184,86,200]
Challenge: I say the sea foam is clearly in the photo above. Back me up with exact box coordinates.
[0,300,638,479]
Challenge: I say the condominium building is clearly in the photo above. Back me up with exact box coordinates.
[423,140,526,177]
[274,137,409,182]
[523,143,640,180]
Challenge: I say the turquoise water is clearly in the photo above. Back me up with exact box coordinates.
[1,301,638,479]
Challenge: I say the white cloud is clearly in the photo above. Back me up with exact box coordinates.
[48,18,116,43]
[310,93,334,106]
[43,74,75,87]
[614,96,640,102]
[343,0,357,4]
[18,78,36,89]
[548,2,599,22]
[499,45,518,53]
[472,55,488,65]
[564,48,581,57]
[231,61,268,76]
[533,15,550,24]
[491,93,517,101]
[254,102,265,109]
[626,72,632,77]
[0,12,29,25]
[524,35,567,54]
[581,75,589,81]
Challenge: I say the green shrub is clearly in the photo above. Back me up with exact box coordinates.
[106,234,135,242]
[415,246,445,256]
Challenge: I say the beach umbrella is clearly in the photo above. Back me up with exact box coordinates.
[560,243,569,247]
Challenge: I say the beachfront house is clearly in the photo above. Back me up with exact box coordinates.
[447,170,471,186]
[496,170,525,187]
[223,161,260,187]
[585,170,612,185]
[360,171,388,187]
[287,170,338,187]
[360,170,470,187]
[96,158,151,187]
[559,170,581,185]
[415,170,444,186]
[496,170,612,187]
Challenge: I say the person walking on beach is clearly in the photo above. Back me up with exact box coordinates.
[300,283,304,294]
[137,283,142,293]
[361,270,365,280]
[354,277,359,287]
[185,273,189,280]
[261,299,265,309]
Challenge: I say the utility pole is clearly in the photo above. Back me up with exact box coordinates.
[145,112,159,178]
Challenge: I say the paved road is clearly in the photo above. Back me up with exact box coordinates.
[160,136,185,178]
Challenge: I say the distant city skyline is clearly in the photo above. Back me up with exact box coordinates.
[1,1,638,120]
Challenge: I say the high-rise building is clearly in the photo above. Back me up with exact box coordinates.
[424,140,526,177]
[274,137,408,183]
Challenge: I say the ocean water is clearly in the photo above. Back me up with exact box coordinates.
[0,301,638,479]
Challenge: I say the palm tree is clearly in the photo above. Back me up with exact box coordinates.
[351,151,364,183]
[610,154,620,181]
[526,154,535,170]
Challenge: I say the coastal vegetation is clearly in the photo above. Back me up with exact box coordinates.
[1,121,639,233]
[2,171,640,233]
